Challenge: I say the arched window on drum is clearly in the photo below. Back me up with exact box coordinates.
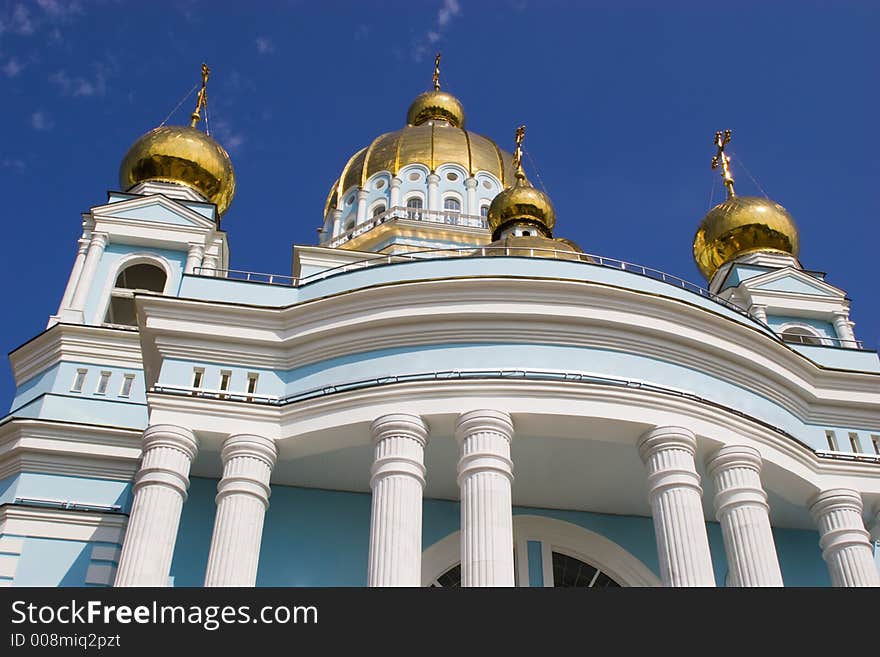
[103,262,167,327]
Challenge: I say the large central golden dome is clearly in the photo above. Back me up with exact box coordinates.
[324,90,517,215]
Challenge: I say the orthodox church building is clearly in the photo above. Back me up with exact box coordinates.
[1,60,879,588]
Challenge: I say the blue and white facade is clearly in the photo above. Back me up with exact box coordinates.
[2,89,880,588]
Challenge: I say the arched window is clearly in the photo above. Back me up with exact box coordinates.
[428,555,621,587]
[444,197,461,224]
[103,262,167,326]
[406,196,423,220]
[372,204,386,218]
[781,326,823,346]
[480,205,489,218]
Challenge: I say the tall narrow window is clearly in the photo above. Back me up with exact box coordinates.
[406,197,423,220]
[825,430,838,451]
[443,197,461,224]
[104,263,167,327]
[246,373,259,395]
[219,371,231,398]
[872,435,880,455]
[119,374,135,398]
[71,368,87,393]
[95,371,111,395]
[848,432,862,453]
[192,368,204,389]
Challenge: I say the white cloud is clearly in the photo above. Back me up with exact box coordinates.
[255,36,275,55]
[1,157,26,172]
[30,110,53,131]
[212,119,245,154]
[2,58,23,77]
[49,68,107,97]
[412,0,462,62]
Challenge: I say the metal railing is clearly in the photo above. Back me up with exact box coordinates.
[192,267,296,286]
[328,205,488,248]
[781,333,864,350]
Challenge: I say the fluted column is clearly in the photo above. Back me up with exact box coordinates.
[356,188,369,224]
[202,253,219,276]
[809,489,880,587]
[832,312,857,345]
[638,426,715,587]
[389,176,402,209]
[69,232,108,312]
[427,173,440,211]
[204,434,277,587]
[367,414,429,587]
[707,445,783,586]
[750,304,768,323]
[456,410,515,587]
[115,425,198,586]
[331,208,343,237]
[184,243,204,274]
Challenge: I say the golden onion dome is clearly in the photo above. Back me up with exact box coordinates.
[487,176,556,237]
[483,234,589,262]
[693,195,799,280]
[324,92,518,217]
[119,125,236,216]
[406,90,466,128]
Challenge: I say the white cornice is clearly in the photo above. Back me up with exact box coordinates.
[8,323,144,386]
[0,418,142,481]
[92,193,216,230]
[0,505,128,543]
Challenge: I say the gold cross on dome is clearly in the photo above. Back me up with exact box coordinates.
[513,125,526,176]
[190,62,211,128]
[711,129,736,198]
[433,52,441,90]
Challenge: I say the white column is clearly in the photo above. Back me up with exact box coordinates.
[68,232,108,312]
[356,188,369,224]
[427,173,440,212]
[638,426,716,587]
[331,208,343,237]
[204,434,277,587]
[367,414,429,587]
[389,176,402,209]
[809,489,880,587]
[456,409,515,587]
[115,425,198,587]
[465,177,478,217]
[184,244,205,275]
[750,304,768,323]
[58,237,91,311]
[706,445,783,586]
[202,253,219,277]
[832,312,857,345]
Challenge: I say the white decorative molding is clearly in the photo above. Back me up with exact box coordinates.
[0,505,127,543]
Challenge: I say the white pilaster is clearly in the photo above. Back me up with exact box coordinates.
[427,173,440,212]
[706,445,783,586]
[115,424,198,587]
[832,312,857,344]
[809,489,880,587]
[465,177,478,217]
[367,414,429,587]
[356,189,369,224]
[204,434,277,587]
[57,229,92,312]
[750,304,768,323]
[638,426,716,587]
[389,176,402,209]
[456,409,515,587]
[68,231,108,315]
[331,208,343,238]
[184,243,205,275]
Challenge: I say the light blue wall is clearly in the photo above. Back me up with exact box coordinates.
[167,480,831,587]
[107,192,216,220]
[10,361,146,413]
[6,472,131,510]
[768,315,836,339]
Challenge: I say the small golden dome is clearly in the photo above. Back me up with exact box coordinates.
[406,90,466,128]
[483,234,589,262]
[487,177,556,237]
[693,195,799,279]
[119,125,236,216]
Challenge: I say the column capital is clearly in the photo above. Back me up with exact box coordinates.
[142,424,198,461]
[427,173,440,184]
[809,488,864,518]
[390,176,402,188]
[221,433,277,468]
[370,413,429,447]
[706,444,762,476]
[90,231,109,248]
[638,426,696,463]
[187,242,205,255]
[465,176,478,189]
[357,188,369,200]
[455,409,513,442]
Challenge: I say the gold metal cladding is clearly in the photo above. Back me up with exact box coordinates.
[405,90,466,128]
[693,195,800,279]
[433,52,441,91]
[119,125,236,215]
[712,129,736,198]
[483,234,589,261]
[190,63,210,129]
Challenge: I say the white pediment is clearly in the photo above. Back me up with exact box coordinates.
[741,268,845,299]
[92,194,217,230]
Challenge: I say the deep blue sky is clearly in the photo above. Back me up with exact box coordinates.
[1,1,878,407]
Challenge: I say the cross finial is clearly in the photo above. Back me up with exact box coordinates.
[190,62,211,129]
[433,52,441,91]
[711,129,736,198]
[513,125,526,179]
